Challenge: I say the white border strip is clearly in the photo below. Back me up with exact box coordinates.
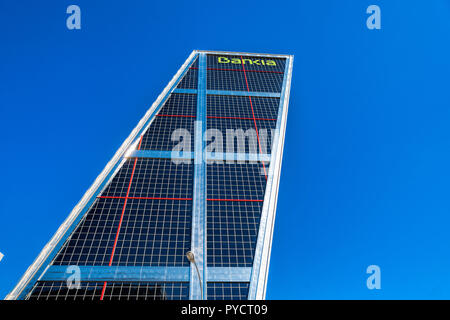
[255,56,294,299]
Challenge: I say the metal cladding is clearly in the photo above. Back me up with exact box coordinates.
[7,50,293,300]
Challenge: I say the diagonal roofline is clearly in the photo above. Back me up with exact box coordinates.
[194,49,293,59]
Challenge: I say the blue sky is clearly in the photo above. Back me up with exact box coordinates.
[1,1,450,299]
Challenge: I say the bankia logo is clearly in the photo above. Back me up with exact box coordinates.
[218,56,276,66]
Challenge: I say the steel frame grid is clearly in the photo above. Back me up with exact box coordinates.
[189,52,207,300]
[7,50,293,301]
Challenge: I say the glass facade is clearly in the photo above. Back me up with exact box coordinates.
[7,51,293,301]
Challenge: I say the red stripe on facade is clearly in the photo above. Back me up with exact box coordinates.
[100,281,107,300]
[100,136,143,300]
[240,56,267,180]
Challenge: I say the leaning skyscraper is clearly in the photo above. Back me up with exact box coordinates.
[7,50,293,300]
